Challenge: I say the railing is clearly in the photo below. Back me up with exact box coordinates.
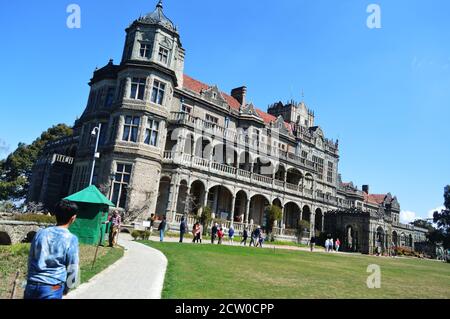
[51,154,74,165]
[163,151,342,207]
[169,112,329,173]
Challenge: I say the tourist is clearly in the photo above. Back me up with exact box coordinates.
[241,228,249,246]
[198,224,203,243]
[179,216,187,243]
[149,213,156,235]
[258,231,265,248]
[228,225,235,245]
[335,238,341,252]
[329,238,334,252]
[325,238,330,252]
[211,223,218,244]
[249,228,258,247]
[192,223,198,243]
[217,227,224,245]
[109,210,122,247]
[310,236,316,252]
[158,216,167,242]
[24,200,79,299]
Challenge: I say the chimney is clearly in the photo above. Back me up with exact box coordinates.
[362,185,369,194]
[231,86,247,107]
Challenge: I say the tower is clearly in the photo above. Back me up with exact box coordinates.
[69,1,184,219]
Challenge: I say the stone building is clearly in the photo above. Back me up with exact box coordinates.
[28,1,428,253]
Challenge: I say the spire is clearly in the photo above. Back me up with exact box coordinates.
[156,0,163,10]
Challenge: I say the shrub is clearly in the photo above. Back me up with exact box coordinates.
[131,230,151,241]
[12,214,56,224]
[200,206,212,235]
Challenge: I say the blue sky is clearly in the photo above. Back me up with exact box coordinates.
[0,0,448,221]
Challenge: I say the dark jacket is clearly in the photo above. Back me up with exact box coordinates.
[211,225,218,235]
[180,221,187,233]
[158,220,166,231]
[243,230,248,239]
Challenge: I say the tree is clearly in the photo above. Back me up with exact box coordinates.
[297,219,310,244]
[199,206,212,235]
[0,124,73,202]
[433,185,450,249]
[266,205,282,240]
[410,219,434,231]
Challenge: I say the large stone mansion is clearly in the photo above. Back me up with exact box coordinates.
[27,1,427,254]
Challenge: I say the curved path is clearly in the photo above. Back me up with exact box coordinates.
[66,234,167,299]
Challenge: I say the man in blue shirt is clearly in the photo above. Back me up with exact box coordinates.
[24,200,79,299]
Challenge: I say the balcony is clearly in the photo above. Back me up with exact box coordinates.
[163,151,340,207]
[169,112,319,173]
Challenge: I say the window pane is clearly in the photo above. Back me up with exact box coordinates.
[131,127,138,142]
[112,183,120,206]
[125,116,132,124]
[151,88,158,103]
[151,131,158,146]
[119,185,128,208]
[133,117,140,126]
[123,174,130,184]
[124,165,132,174]
[122,126,130,141]
[130,84,137,99]
[157,91,164,105]
[117,164,124,173]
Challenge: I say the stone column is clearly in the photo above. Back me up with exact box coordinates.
[184,186,191,214]
[166,182,176,220]
[279,205,285,228]
[169,183,180,222]
[230,195,236,226]
[245,198,251,225]
[321,211,325,232]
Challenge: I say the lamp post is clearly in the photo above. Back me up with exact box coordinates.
[89,123,102,186]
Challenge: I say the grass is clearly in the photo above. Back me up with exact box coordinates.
[142,241,450,299]
[0,243,124,299]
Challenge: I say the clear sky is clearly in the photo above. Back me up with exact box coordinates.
[0,0,448,221]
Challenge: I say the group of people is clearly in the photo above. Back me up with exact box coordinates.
[241,226,265,248]
[325,238,341,252]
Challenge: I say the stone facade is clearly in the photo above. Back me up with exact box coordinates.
[27,1,428,254]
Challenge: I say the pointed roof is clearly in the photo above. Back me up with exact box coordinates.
[65,185,115,207]
[138,0,176,32]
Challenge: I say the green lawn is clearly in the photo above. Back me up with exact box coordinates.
[0,243,124,299]
[142,241,450,299]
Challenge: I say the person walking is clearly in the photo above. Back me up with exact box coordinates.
[108,210,122,247]
[254,227,262,247]
[24,200,79,299]
[325,238,329,252]
[148,213,156,236]
[335,238,341,252]
[228,225,235,245]
[329,238,334,252]
[310,236,316,252]
[211,223,218,244]
[179,217,187,243]
[198,224,203,243]
[158,216,167,242]
[217,227,224,245]
[241,228,249,246]
[258,231,265,248]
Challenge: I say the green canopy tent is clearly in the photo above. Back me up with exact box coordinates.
[65,185,115,245]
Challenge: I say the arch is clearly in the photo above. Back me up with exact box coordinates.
[176,180,189,215]
[22,231,37,244]
[183,133,195,156]
[392,231,398,247]
[249,194,270,227]
[314,208,323,232]
[0,231,12,246]
[345,225,358,252]
[400,232,406,247]
[274,163,286,181]
[272,198,283,208]
[304,173,314,189]
[234,190,248,223]
[253,156,276,176]
[286,167,303,185]
[155,176,172,217]
[208,185,234,220]
[375,226,385,251]
[302,205,311,222]
[408,234,413,247]
[284,201,301,229]
[189,180,206,215]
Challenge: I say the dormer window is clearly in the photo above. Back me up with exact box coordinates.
[205,114,219,125]
[181,104,192,114]
[140,43,152,59]
[212,92,217,99]
[158,47,169,64]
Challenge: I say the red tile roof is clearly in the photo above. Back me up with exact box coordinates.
[183,74,241,110]
[364,193,386,205]
[183,74,292,129]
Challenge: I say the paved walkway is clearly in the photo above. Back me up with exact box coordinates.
[66,234,167,299]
